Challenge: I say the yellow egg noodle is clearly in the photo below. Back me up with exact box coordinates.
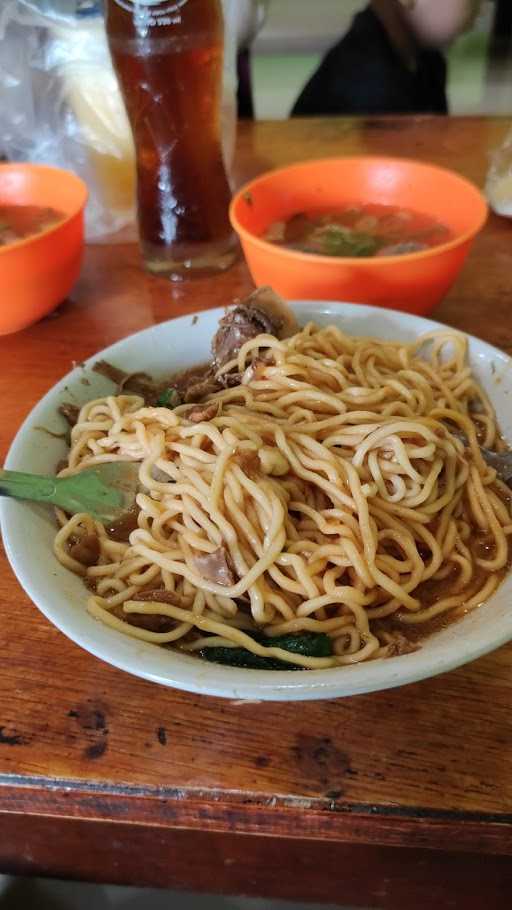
[54,322,512,669]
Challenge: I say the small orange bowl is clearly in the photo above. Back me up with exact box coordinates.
[230,156,488,315]
[0,163,87,335]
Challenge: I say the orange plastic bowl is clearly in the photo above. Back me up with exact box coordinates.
[230,156,488,315]
[0,163,87,334]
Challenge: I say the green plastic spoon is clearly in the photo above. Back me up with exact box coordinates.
[0,462,139,523]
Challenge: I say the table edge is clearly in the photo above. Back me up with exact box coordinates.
[1,777,511,856]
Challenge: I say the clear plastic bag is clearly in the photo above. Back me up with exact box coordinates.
[0,0,239,241]
[486,125,512,218]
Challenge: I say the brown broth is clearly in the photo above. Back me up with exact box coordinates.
[263,203,453,259]
[387,513,512,646]
[0,205,65,246]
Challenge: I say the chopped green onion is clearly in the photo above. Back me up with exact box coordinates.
[156,387,180,409]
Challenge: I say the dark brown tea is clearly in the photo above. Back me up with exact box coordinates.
[105,0,236,277]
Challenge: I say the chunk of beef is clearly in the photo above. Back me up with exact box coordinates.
[59,403,80,427]
[125,614,175,632]
[193,547,236,586]
[182,371,221,404]
[68,533,100,566]
[93,361,168,405]
[211,287,298,367]
[212,305,276,368]
[186,402,219,422]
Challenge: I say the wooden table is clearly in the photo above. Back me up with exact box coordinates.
[1,117,512,910]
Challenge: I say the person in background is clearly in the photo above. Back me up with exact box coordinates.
[291,0,481,117]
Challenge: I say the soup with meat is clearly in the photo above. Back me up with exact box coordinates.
[263,203,453,258]
[0,205,65,247]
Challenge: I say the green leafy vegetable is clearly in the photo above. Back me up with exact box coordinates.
[317,225,380,258]
[201,649,301,670]
[200,631,332,670]
[155,387,181,409]
[252,631,332,656]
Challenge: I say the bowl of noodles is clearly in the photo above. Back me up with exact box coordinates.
[1,291,512,701]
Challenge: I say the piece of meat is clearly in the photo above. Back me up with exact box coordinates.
[124,613,175,633]
[183,371,221,404]
[193,547,236,586]
[118,371,155,397]
[211,287,298,367]
[386,634,420,656]
[242,357,267,384]
[182,367,243,401]
[59,403,80,427]
[93,360,159,403]
[170,364,210,395]
[212,305,276,368]
[379,630,420,656]
[186,402,219,423]
[237,451,260,478]
[151,465,173,483]
[244,287,299,338]
[217,371,243,389]
[68,533,100,566]
[105,506,140,542]
[217,355,267,391]
[93,360,129,386]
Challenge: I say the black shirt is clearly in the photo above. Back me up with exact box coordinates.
[291,6,448,117]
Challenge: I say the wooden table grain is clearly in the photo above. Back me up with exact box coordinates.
[1,117,512,910]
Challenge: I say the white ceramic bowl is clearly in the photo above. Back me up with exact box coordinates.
[2,302,512,701]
